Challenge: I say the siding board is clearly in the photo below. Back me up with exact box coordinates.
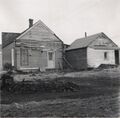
[18,22,60,42]
[87,47,115,68]
[0,45,2,70]
[2,42,15,67]
[66,48,87,70]
[2,20,63,71]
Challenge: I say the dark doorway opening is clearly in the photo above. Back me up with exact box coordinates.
[115,50,119,65]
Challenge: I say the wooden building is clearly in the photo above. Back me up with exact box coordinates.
[0,45,2,70]
[65,32,120,70]
[2,19,63,71]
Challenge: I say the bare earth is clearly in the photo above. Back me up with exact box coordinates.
[1,68,120,117]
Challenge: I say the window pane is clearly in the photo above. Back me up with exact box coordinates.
[49,52,53,60]
[104,52,108,60]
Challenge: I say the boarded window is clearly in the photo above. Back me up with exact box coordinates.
[104,52,108,60]
[20,48,29,66]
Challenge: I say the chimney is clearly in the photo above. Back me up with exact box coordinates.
[85,32,87,39]
[29,19,33,28]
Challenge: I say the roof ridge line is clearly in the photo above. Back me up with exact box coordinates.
[76,32,103,40]
[16,20,41,40]
[2,32,20,34]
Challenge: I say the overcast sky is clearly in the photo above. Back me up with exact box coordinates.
[0,0,120,46]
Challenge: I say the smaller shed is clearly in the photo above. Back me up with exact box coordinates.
[65,32,120,70]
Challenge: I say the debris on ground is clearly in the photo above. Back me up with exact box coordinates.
[97,64,117,69]
[1,77,80,93]
[0,71,14,91]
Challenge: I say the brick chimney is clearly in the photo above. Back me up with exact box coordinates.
[85,32,87,39]
[29,19,33,28]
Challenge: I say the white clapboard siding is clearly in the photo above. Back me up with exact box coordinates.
[87,47,115,68]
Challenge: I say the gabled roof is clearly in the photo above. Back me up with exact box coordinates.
[66,32,118,51]
[18,20,53,39]
[2,32,20,48]
[16,20,62,42]
[2,20,62,48]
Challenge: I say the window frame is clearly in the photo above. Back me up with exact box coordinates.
[104,52,109,60]
[20,48,29,66]
[48,52,53,61]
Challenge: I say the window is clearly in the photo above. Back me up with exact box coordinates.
[20,48,29,66]
[104,52,108,60]
[48,52,53,60]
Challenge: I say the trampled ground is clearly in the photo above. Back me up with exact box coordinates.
[0,68,120,117]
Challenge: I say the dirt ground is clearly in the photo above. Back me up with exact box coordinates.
[0,68,120,117]
[13,67,120,81]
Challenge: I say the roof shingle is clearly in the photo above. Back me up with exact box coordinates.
[66,32,115,51]
[2,32,20,48]
[2,20,62,48]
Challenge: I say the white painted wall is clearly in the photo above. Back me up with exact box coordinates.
[87,47,115,68]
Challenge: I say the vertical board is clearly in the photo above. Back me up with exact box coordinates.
[2,42,15,67]
[65,48,87,70]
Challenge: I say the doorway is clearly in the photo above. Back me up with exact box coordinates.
[47,51,55,68]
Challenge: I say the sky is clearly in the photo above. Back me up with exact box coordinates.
[0,0,120,46]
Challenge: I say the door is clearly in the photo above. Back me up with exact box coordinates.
[47,51,55,68]
[115,50,119,65]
